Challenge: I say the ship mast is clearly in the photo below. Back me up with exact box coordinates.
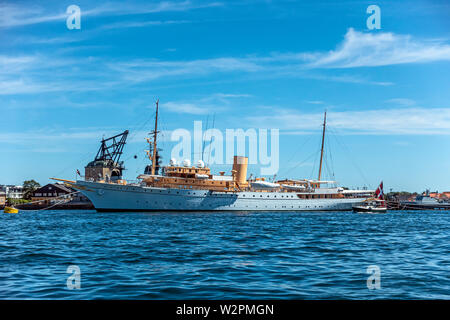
[318,111,326,181]
[150,99,159,175]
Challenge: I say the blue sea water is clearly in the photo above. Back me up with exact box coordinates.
[0,210,449,299]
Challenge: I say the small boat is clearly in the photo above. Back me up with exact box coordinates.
[4,206,19,214]
[353,200,387,213]
[353,181,387,213]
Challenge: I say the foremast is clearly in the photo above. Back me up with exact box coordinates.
[146,99,160,175]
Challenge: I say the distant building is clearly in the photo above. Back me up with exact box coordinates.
[441,192,450,200]
[30,183,92,205]
[0,192,6,207]
[31,183,73,205]
[0,185,24,199]
[429,191,450,200]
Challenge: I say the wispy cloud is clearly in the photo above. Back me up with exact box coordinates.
[2,27,449,96]
[385,98,416,106]
[99,19,191,30]
[307,28,450,68]
[162,102,212,115]
[0,1,223,28]
[247,107,450,135]
[0,3,65,28]
[160,93,247,114]
[107,57,262,83]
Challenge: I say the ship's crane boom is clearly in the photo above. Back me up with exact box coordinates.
[94,130,129,165]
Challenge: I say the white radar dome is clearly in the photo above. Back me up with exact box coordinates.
[197,160,205,168]
[170,158,177,166]
[183,159,191,167]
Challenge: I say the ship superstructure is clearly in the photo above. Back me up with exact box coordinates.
[56,101,373,212]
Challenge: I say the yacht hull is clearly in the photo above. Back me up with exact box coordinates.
[74,181,366,212]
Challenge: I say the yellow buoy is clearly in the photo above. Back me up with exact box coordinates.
[4,206,19,214]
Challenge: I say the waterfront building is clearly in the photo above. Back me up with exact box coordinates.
[31,183,73,205]
[0,185,24,199]
[0,191,6,207]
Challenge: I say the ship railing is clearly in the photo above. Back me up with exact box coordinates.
[125,180,141,186]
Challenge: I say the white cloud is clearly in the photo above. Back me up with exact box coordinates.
[308,28,450,68]
[247,107,450,135]
[108,57,262,83]
[1,28,449,96]
[162,101,227,115]
[386,98,416,106]
[99,19,190,30]
[0,4,65,28]
[0,1,223,28]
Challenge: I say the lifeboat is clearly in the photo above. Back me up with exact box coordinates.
[251,181,280,190]
[281,184,306,191]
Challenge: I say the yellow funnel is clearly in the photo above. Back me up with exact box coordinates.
[232,156,248,184]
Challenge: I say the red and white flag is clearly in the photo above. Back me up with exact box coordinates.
[375,181,384,200]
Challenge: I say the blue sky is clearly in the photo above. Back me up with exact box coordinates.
[1,0,450,192]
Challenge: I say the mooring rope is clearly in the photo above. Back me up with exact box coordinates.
[11,191,81,211]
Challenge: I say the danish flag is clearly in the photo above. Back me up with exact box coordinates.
[375,181,384,200]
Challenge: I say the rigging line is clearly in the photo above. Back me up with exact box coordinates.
[328,127,372,189]
[53,149,98,179]
[324,149,333,182]
[207,113,215,166]
[202,115,209,162]
[309,145,321,180]
[324,130,335,181]
[287,149,321,178]
[276,132,317,178]
[308,131,324,180]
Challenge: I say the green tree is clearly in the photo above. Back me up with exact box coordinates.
[22,180,41,200]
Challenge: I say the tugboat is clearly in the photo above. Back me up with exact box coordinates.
[353,182,387,213]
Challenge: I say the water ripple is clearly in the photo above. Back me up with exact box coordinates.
[0,210,449,299]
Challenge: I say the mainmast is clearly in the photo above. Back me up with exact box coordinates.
[150,99,159,175]
[318,111,326,181]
